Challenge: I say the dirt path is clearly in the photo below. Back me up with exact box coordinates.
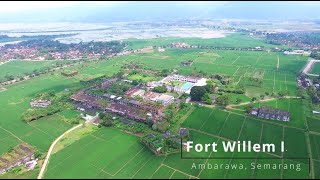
[37,123,83,179]
[231,56,240,65]
[226,97,277,109]
[303,59,320,76]
[38,112,99,179]
[277,55,280,70]
[226,96,300,109]
[0,60,11,66]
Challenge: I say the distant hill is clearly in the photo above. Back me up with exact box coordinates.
[1,1,320,23]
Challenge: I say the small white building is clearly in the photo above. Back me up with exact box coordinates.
[30,100,51,108]
[25,159,38,171]
[313,111,320,114]
[158,47,165,52]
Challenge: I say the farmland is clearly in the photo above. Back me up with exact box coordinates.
[235,98,306,129]
[44,106,313,179]
[116,48,307,98]
[0,60,77,82]
[310,62,320,75]
[124,33,291,50]
[0,33,317,179]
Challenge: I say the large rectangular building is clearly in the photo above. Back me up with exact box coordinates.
[250,106,290,122]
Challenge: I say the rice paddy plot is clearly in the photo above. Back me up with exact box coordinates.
[182,107,213,130]
[260,123,284,157]
[45,128,147,178]
[310,62,320,75]
[314,160,320,179]
[253,153,282,179]
[237,98,306,129]
[170,171,191,179]
[218,113,245,140]
[281,159,310,179]
[307,117,320,133]
[150,165,175,179]
[224,151,257,179]
[238,117,263,144]
[283,128,308,163]
[0,60,76,82]
[130,155,165,179]
[0,132,21,155]
[233,66,249,77]
[309,134,320,161]
[199,109,230,136]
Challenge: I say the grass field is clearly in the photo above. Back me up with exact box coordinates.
[307,117,320,133]
[124,33,291,50]
[114,48,306,97]
[0,35,316,178]
[310,62,320,75]
[44,121,312,179]
[0,56,125,155]
[236,98,306,129]
[0,60,77,82]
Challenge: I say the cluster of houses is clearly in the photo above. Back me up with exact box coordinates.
[125,88,174,106]
[0,43,118,61]
[250,106,290,122]
[71,78,172,123]
[30,100,51,108]
[297,75,320,103]
[0,47,38,60]
[102,93,164,120]
[158,47,165,52]
[71,73,208,126]
[170,42,192,48]
[141,128,190,155]
[297,74,312,89]
[180,60,193,66]
[157,74,207,94]
[284,50,311,56]
[61,71,79,77]
[0,144,36,175]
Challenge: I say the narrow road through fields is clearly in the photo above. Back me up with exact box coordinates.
[38,113,98,179]
[37,123,82,179]
[303,59,320,77]
[226,96,300,109]
[0,60,11,66]
[277,55,280,70]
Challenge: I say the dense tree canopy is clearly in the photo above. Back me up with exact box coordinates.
[190,86,207,101]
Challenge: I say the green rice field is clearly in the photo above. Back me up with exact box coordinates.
[0,34,317,179]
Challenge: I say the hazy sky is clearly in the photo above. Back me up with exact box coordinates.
[0,1,319,23]
[0,1,319,13]
[0,1,127,13]
[0,1,229,13]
